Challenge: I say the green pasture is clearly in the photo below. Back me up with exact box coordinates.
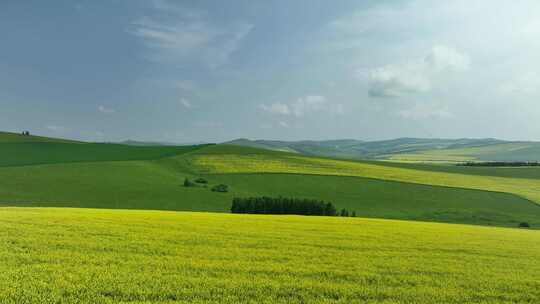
[188,145,540,204]
[1,158,540,227]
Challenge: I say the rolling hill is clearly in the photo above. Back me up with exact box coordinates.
[2,131,540,228]
[2,131,540,302]
[227,137,540,163]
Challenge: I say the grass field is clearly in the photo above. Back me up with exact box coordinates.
[0,142,204,167]
[2,133,540,228]
[1,207,539,303]
[187,145,540,205]
[2,157,540,228]
[386,142,540,163]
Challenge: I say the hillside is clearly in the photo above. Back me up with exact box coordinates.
[227,137,540,163]
[187,145,540,204]
[0,131,81,143]
[2,135,540,228]
[2,207,539,303]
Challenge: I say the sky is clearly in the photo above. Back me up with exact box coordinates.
[1,0,540,143]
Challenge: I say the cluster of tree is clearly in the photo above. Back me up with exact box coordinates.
[21,131,30,136]
[231,196,356,217]
[195,178,208,184]
[184,178,210,187]
[519,222,531,228]
[459,161,540,167]
[183,178,229,193]
[211,184,229,193]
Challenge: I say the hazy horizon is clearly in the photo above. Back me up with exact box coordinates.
[2,1,540,143]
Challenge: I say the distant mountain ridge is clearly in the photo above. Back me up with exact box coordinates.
[226,138,540,162]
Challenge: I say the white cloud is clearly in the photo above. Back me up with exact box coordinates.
[130,1,252,68]
[260,95,344,119]
[278,121,289,128]
[398,103,454,120]
[425,45,470,72]
[367,63,431,98]
[500,72,540,96]
[98,105,115,114]
[291,95,326,117]
[259,103,291,115]
[366,46,469,98]
[180,98,192,109]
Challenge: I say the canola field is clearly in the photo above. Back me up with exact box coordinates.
[1,207,539,304]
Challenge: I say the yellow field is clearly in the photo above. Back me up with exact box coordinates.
[1,207,539,303]
[386,143,537,163]
[190,153,540,203]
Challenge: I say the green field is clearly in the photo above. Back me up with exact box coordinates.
[3,162,540,227]
[187,145,540,205]
[0,142,204,167]
[2,132,540,228]
[386,142,540,163]
[1,207,539,303]
[228,137,540,163]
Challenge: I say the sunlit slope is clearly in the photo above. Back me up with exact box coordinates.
[2,142,540,227]
[186,145,540,204]
[386,142,540,163]
[228,137,540,162]
[2,160,539,227]
[1,207,538,304]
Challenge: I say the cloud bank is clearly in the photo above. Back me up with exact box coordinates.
[366,45,469,98]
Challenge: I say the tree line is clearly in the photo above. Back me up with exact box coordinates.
[231,196,356,217]
[458,161,540,167]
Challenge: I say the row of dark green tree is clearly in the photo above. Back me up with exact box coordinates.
[231,196,356,217]
[459,161,540,167]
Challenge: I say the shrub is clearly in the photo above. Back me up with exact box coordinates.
[183,178,196,187]
[195,178,208,184]
[519,222,531,228]
[211,184,229,193]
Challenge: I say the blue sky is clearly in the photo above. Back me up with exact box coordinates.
[2,0,540,143]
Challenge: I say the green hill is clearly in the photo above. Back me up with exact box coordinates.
[0,131,81,143]
[2,207,539,303]
[187,144,540,203]
[1,138,540,228]
[0,142,205,167]
[227,137,540,163]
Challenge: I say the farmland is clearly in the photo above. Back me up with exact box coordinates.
[1,132,540,303]
[188,145,540,204]
[228,137,540,163]
[1,207,539,304]
[1,132,540,228]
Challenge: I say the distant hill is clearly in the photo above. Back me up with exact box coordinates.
[120,140,210,146]
[226,137,540,162]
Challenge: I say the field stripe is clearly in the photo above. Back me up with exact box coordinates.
[191,154,540,204]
